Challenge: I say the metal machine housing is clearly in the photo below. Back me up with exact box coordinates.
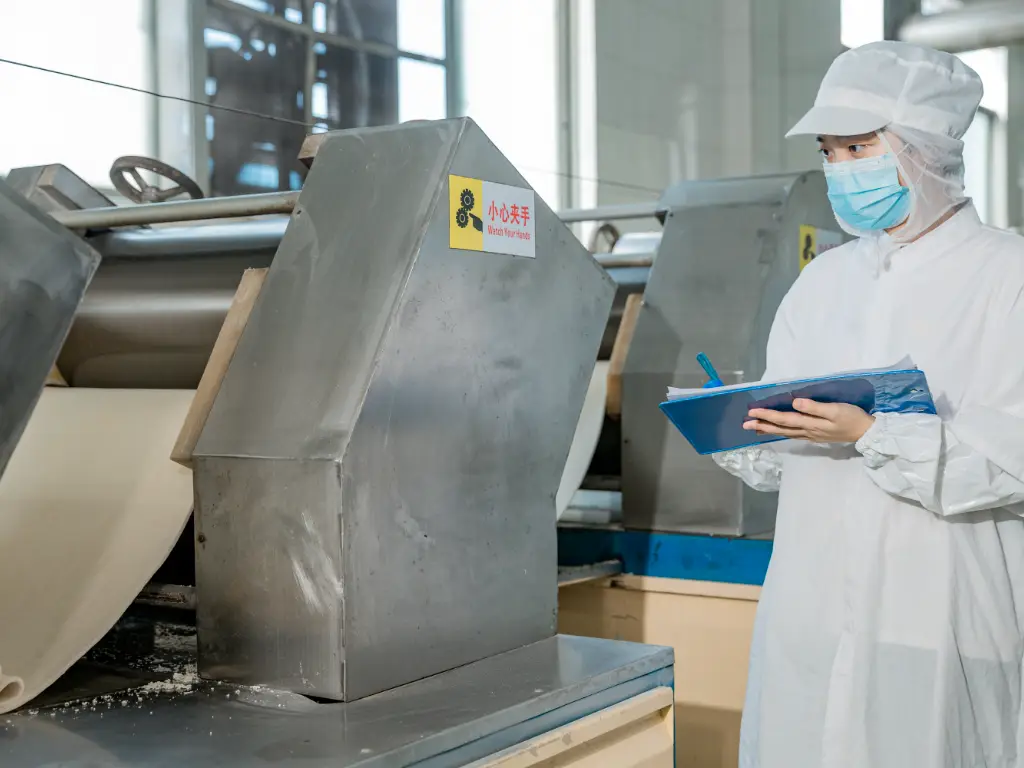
[192,119,616,701]
[0,181,100,476]
[621,172,841,536]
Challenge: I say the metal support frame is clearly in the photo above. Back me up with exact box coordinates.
[555,0,575,212]
[152,0,210,193]
[207,0,449,66]
[445,0,464,118]
[50,191,298,229]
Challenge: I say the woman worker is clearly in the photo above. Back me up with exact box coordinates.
[715,41,1024,767]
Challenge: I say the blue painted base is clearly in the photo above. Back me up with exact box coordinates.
[558,527,773,586]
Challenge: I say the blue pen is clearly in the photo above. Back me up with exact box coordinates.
[697,353,724,388]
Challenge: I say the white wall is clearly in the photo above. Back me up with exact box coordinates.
[0,0,153,189]
[578,0,841,226]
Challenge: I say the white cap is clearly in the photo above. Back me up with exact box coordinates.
[786,41,983,140]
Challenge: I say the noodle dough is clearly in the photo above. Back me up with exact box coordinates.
[0,388,194,713]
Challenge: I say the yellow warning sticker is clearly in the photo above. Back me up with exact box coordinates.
[449,175,536,258]
[449,175,484,253]
[798,224,843,271]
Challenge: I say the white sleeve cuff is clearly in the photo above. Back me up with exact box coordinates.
[713,445,782,493]
[855,411,943,469]
[855,412,899,469]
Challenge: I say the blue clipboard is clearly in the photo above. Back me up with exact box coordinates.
[659,368,936,455]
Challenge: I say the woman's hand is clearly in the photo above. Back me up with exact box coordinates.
[743,399,875,444]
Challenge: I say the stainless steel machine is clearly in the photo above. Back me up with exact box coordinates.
[556,172,843,539]
[620,173,842,536]
[0,119,675,766]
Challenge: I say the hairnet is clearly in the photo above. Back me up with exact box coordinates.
[827,125,970,243]
[882,125,968,242]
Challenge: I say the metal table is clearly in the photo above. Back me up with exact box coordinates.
[1,634,673,767]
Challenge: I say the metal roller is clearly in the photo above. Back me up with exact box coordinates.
[60,215,650,387]
[60,223,281,388]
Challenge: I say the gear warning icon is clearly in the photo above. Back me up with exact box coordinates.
[455,188,483,232]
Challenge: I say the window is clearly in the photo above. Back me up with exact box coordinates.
[0,0,153,189]
[203,0,449,196]
[459,0,559,206]
[841,0,884,50]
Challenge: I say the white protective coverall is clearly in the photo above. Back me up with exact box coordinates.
[717,42,1024,767]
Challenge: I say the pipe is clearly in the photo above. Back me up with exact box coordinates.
[93,222,656,268]
[52,191,299,230]
[558,201,661,223]
[56,194,657,233]
[91,219,289,260]
[899,1,1024,53]
[594,253,655,269]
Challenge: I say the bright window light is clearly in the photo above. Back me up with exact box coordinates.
[0,0,153,188]
[841,0,884,50]
[460,1,559,206]
[958,48,1008,118]
[398,0,445,59]
[398,58,446,122]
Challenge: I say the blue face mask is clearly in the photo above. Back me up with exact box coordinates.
[823,153,911,231]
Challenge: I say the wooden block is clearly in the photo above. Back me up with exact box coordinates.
[171,268,268,467]
[606,293,643,419]
[298,132,332,168]
[44,365,67,387]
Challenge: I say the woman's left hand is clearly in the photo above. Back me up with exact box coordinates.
[744,399,875,444]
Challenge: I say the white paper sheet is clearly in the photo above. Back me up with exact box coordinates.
[666,357,918,401]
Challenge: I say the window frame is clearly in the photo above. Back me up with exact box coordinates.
[187,0,460,191]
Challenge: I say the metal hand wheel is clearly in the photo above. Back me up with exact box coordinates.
[587,222,621,254]
[109,156,205,204]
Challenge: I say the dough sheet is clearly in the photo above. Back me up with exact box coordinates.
[556,361,609,519]
[0,388,194,713]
